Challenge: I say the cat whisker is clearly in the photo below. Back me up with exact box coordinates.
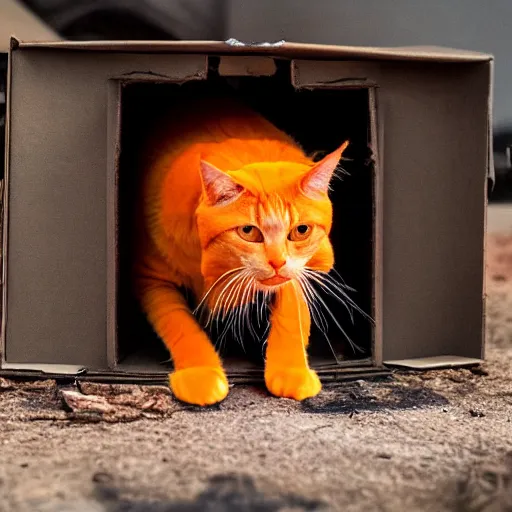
[215,301,237,352]
[296,276,342,363]
[254,292,261,330]
[228,275,244,345]
[291,281,312,367]
[204,270,247,348]
[261,333,270,359]
[235,274,254,351]
[307,273,355,325]
[254,290,265,330]
[195,267,246,329]
[329,267,355,291]
[330,164,350,186]
[304,266,356,292]
[215,272,249,352]
[208,270,268,354]
[303,268,374,324]
[298,273,364,355]
[298,276,329,334]
[259,290,269,326]
[193,266,245,317]
[216,270,250,322]
[242,280,259,345]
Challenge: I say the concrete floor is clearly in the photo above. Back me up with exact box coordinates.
[487,203,512,233]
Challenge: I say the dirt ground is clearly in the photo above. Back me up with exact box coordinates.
[1,210,512,512]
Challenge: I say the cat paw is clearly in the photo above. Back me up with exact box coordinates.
[170,366,229,406]
[265,367,322,401]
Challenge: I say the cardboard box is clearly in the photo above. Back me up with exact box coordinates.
[0,38,492,384]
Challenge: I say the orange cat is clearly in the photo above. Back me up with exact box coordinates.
[133,96,348,406]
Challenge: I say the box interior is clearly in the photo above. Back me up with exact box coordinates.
[115,59,376,375]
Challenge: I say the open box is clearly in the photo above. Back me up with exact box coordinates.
[0,38,493,384]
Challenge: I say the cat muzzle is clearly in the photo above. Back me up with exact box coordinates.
[260,275,291,286]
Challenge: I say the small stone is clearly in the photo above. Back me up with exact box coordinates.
[0,378,14,391]
[377,453,392,460]
[470,367,489,377]
[92,472,113,484]
[469,409,485,418]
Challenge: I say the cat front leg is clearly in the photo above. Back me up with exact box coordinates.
[264,282,321,400]
[138,277,228,406]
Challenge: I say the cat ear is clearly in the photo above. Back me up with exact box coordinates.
[300,141,349,198]
[199,160,244,206]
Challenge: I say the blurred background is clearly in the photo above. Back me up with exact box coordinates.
[2,0,512,200]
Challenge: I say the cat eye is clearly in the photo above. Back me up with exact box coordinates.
[288,224,312,241]
[237,225,264,243]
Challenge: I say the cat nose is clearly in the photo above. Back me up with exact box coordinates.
[268,259,286,272]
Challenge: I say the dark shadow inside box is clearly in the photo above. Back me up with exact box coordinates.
[116,60,375,375]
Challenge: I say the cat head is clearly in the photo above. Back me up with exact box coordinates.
[195,141,348,309]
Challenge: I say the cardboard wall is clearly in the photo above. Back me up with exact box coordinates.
[293,60,489,360]
[3,45,490,370]
[5,49,206,366]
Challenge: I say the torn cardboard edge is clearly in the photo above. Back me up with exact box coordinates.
[10,37,493,63]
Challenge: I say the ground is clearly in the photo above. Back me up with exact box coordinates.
[1,206,512,512]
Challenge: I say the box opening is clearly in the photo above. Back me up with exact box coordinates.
[115,59,376,377]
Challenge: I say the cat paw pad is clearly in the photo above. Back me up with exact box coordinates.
[265,367,321,401]
[170,366,229,406]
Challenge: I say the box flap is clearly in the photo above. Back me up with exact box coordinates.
[384,356,483,370]
[10,37,493,63]
[1,362,84,374]
[0,0,60,53]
